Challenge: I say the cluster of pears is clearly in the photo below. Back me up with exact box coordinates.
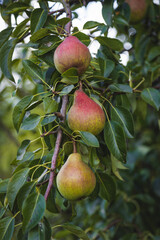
[54,35,106,200]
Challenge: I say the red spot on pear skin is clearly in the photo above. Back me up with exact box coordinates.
[68,90,106,135]
[54,36,91,75]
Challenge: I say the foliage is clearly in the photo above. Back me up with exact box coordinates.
[0,0,160,239]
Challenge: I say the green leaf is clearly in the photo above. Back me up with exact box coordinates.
[83,21,103,29]
[43,97,58,114]
[30,28,49,42]
[21,114,41,130]
[34,37,60,56]
[141,88,160,111]
[0,27,13,48]
[12,95,33,132]
[17,228,28,240]
[108,83,133,93]
[25,99,43,111]
[0,38,17,81]
[6,168,30,210]
[0,216,15,240]
[111,106,134,138]
[56,17,71,26]
[41,115,56,126]
[79,131,99,148]
[46,188,59,214]
[5,2,29,14]
[57,223,90,240]
[96,36,123,51]
[0,207,6,219]
[62,67,78,77]
[102,1,113,26]
[28,225,40,240]
[31,8,48,34]
[61,68,79,84]
[114,15,129,26]
[59,85,74,96]
[73,31,90,46]
[12,19,29,38]
[90,148,100,167]
[104,121,126,162]
[22,192,46,233]
[17,182,36,210]
[22,60,44,82]
[28,218,51,240]
[111,155,127,181]
[96,172,116,201]
[148,46,160,61]
[17,140,30,160]
[104,59,115,77]
[0,179,9,194]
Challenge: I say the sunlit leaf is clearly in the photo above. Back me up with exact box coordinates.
[21,114,41,130]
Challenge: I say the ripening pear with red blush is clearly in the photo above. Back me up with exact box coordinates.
[54,36,91,75]
[67,90,106,135]
[56,153,96,201]
[125,0,148,23]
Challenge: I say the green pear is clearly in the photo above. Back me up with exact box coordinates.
[54,36,91,75]
[56,153,96,201]
[67,89,106,135]
[125,0,148,23]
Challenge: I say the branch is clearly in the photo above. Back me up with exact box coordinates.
[61,0,72,35]
[44,95,68,200]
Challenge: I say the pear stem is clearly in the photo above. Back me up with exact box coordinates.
[73,139,77,153]
[79,81,83,91]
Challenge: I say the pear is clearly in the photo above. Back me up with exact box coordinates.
[56,153,96,201]
[125,0,148,23]
[53,36,91,75]
[67,89,106,135]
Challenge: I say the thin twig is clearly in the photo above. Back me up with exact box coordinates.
[49,8,65,15]
[41,129,59,137]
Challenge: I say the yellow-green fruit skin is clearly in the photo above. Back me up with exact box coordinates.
[54,36,91,75]
[56,153,96,201]
[68,90,106,135]
[125,0,148,23]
